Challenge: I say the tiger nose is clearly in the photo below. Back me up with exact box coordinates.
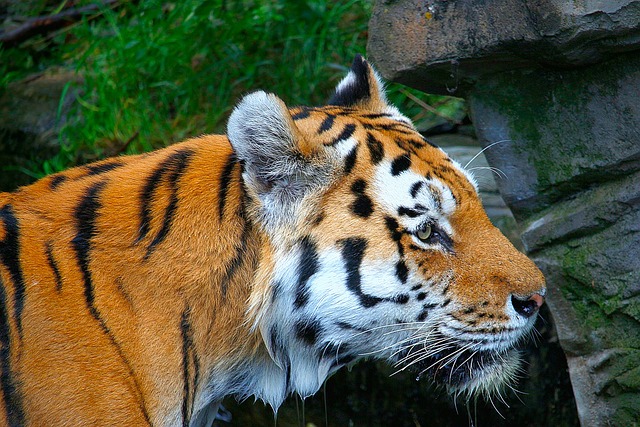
[510,292,545,318]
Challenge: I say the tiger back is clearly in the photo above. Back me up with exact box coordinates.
[0,56,545,426]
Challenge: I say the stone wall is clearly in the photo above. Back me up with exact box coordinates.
[369,1,640,426]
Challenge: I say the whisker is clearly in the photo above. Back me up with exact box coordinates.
[463,139,510,169]
[467,166,508,180]
[487,393,506,419]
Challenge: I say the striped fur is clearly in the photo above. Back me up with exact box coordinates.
[0,56,545,426]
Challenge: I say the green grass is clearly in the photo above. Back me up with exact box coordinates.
[1,0,466,180]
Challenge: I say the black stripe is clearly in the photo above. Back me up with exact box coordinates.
[384,217,402,242]
[144,150,194,259]
[137,160,168,243]
[291,108,311,121]
[71,181,152,425]
[86,160,124,176]
[137,149,193,244]
[373,123,414,134]
[0,275,25,427]
[398,206,423,218]
[435,164,454,175]
[336,321,367,332]
[340,237,382,308]
[72,180,107,327]
[45,241,63,292]
[365,132,384,164]
[181,310,190,427]
[410,181,424,198]
[218,153,238,221]
[360,113,390,119]
[384,216,405,257]
[318,114,335,133]
[417,302,438,322]
[393,294,410,304]
[343,145,357,175]
[351,179,366,194]
[312,211,325,226]
[395,137,427,154]
[421,135,439,148]
[326,124,356,147]
[395,260,408,284]
[350,180,373,218]
[295,319,323,346]
[114,277,134,310]
[333,108,357,116]
[391,155,411,176]
[180,308,199,427]
[293,237,319,309]
[0,205,26,338]
[49,174,67,190]
[220,213,249,300]
[434,227,455,253]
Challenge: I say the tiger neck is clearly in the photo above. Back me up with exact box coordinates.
[190,157,334,414]
[181,170,288,413]
[208,239,345,412]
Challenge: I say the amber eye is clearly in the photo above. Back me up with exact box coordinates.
[416,223,432,242]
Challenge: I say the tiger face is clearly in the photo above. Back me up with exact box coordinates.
[233,56,545,403]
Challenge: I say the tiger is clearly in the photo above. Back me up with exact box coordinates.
[0,55,545,426]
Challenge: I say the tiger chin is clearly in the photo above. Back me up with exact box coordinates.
[0,55,545,426]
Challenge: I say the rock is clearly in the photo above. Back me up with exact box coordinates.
[368,0,640,96]
[0,68,80,191]
[469,53,640,219]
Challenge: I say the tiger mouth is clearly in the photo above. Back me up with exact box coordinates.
[397,343,522,397]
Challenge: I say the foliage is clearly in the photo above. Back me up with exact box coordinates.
[1,0,465,178]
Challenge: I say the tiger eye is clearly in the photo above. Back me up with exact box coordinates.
[417,224,432,242]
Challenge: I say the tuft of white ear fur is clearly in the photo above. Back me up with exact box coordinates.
[329,55,410,123]
[227,91,337,234]
[227,91,299,181]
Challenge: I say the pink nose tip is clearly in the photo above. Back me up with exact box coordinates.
[530,293,545,309]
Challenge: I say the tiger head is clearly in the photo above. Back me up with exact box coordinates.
[227,56,545,406]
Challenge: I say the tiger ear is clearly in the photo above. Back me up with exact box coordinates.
[328,54,389,111]
[227,91,336,230]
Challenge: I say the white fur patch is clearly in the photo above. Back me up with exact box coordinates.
[372,159,456,236]
[334,71,357,97]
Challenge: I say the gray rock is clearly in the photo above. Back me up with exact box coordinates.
[368,0,640,96]
[520,171,640,254]
[470,53,640,219]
